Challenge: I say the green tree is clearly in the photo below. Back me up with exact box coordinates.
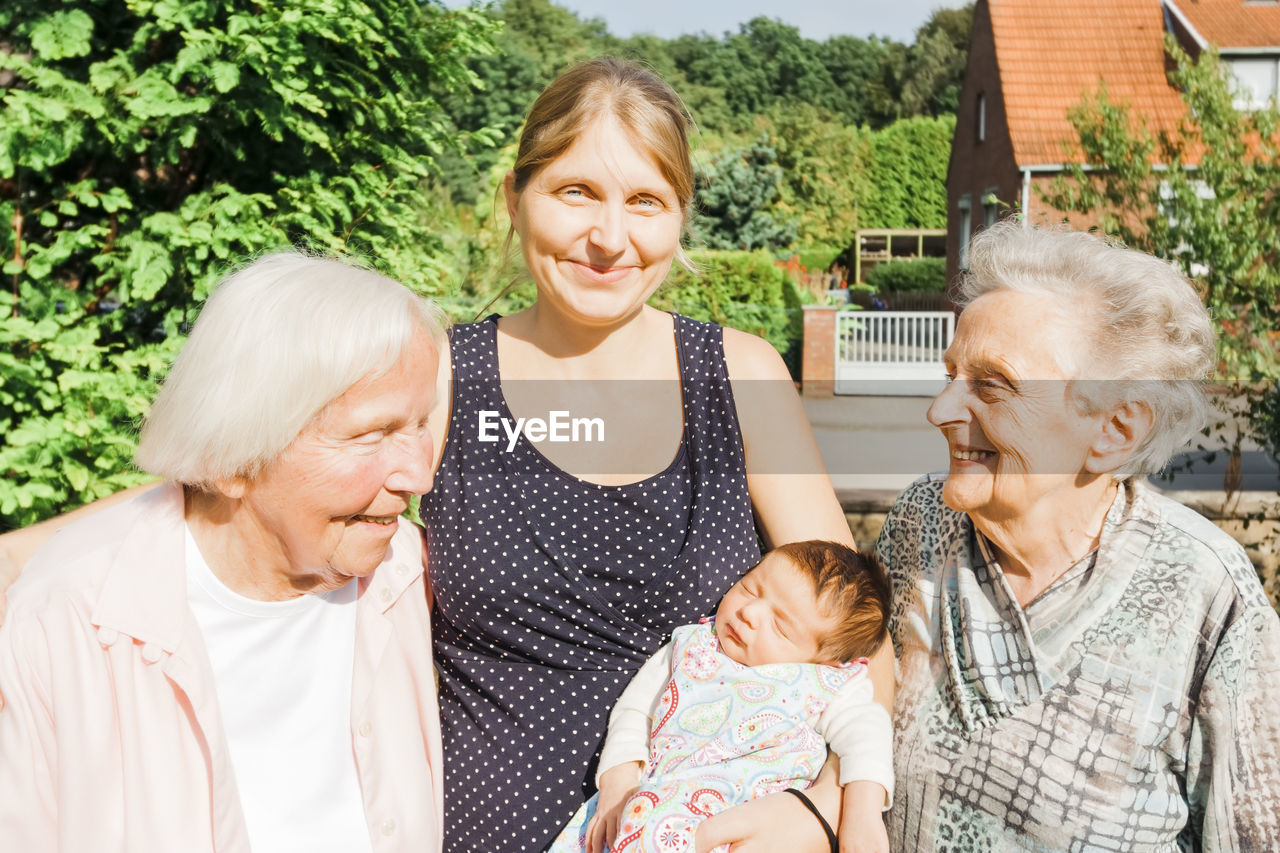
[437,0,612,201]
[819,35,902,127]
[693,137,797,251]
[765,104,874,245]
[1042,43,1279,380]
[865,115,954,228]
[1043,44,1279,582]
[653,249,806,374]
[0,0,497,527]
[898,5,973,118]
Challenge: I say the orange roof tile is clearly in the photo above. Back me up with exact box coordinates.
[1167,0,1280,50]
[990,0,1188,166]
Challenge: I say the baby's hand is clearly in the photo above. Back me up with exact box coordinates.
[838,781,889,853]
[587,761,643,853]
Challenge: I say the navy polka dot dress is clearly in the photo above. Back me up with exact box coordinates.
[421,314,760,852]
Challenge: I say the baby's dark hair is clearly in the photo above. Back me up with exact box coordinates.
[770,540,890,662]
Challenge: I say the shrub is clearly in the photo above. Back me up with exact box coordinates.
[792,244,844,272]
[864,257,947,292]
[653,249,806,376]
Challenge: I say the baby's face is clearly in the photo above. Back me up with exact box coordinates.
[714,553,840,667]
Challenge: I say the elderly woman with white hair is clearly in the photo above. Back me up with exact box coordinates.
[879,222,1280,851]
[0,254,447,851]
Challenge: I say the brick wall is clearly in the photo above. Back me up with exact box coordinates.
[801,305,838,397]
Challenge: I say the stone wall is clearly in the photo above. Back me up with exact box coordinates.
[843,488,1280,611]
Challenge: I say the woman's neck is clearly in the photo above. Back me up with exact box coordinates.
[500,303,670,380]
[975,477,1119,606]
[184,487,305,602]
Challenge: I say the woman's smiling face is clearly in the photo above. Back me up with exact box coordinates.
[505,115,684,329]
[233,327,439,596]
[927,289,1108,524]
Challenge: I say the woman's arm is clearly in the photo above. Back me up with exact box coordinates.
[723,328,854,550]
[426,336,454,474]
[718,330,896,853]
[1186,605,1280,848]
[723,328,895,713]
[695,754,843,853]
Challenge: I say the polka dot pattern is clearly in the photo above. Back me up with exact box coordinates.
[421,314,760,852]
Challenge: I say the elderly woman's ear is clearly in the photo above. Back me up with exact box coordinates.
[209,477,248,500]
[1084,400,1155,476]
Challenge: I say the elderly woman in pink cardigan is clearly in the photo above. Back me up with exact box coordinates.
[0,254,445,852]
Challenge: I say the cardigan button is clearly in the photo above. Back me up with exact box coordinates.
[358,721,373,738]
[378,587,392,603]
[381,818,396,836]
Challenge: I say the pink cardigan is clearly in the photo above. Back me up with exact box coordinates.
[0,484,443,852]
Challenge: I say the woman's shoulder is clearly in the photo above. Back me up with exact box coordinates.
[718,324,791,382]
[876,475,960,576]
[446,314,498,345]
[884,475,951,527]
[1132,483,1271,610]
[8,487,180,620]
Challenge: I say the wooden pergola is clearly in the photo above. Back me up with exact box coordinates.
[853,228,946,284]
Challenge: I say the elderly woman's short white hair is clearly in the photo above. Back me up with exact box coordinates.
[135,252,447,486]
[957,222,1215,481]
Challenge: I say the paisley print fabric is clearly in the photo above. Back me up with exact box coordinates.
[549,621,872,853]
[879,475,1280,852]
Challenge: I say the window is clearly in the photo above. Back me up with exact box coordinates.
[976,93,987,142]
[983,191,1000,228]
[1226,57,1279,108]
[958,195,973,270]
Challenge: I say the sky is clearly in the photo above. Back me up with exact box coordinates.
[442,0,952,43]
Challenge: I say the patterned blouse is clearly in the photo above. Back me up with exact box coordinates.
[877,476,1280,851]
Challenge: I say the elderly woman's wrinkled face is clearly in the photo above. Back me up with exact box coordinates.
[235,327,438,595]
[506,115,684,328]
[927,290,1107,522]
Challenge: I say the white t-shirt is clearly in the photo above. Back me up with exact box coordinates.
[184,526,373,853]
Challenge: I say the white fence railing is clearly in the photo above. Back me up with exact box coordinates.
[834,310,955,396]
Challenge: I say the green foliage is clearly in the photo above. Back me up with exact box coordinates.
[765,104,874,245]
[864,115,955,228]
[792,244,844,273]
[0,0,497,527]
[865,258,948,292]
[439,0,973,191]
[437,0,608,200]
[693,137,798,251]
[732,107,952,248]
[1042,42,1279,381]
[1043,42,1280,572]
[897,5,973,117]
[653,249,806,373]
[819,34,905,128]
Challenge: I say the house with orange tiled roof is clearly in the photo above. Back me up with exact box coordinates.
[1167,0,1280,103]
[947,0,1280,282]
